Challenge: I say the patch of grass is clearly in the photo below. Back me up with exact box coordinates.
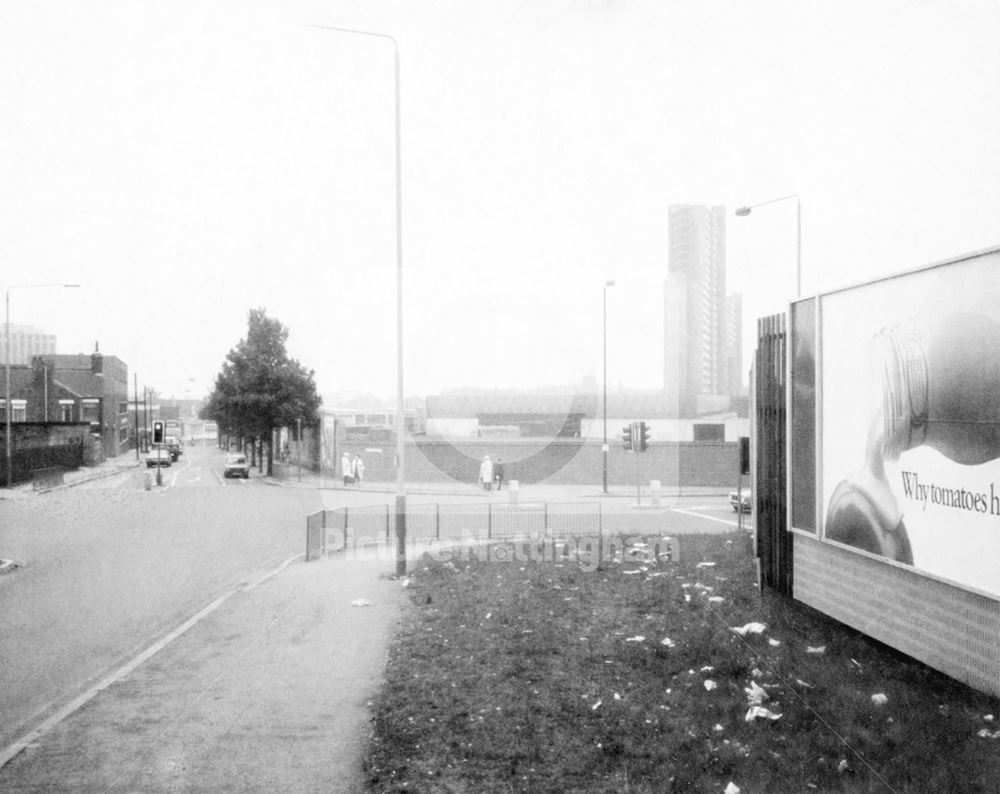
[364,534,1000,793]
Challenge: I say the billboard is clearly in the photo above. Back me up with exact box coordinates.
[815,250,1000,598]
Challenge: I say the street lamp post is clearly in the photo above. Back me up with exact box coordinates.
[734,194,801,298]
[310,24,407,575]
[5,284,80,488]
[602,280,615,494]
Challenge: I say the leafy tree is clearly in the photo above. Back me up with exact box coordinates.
[204,308,321,474]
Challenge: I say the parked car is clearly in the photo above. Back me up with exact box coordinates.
[223,453,250,479]
[729,489,751,513]
[145,447,172,468]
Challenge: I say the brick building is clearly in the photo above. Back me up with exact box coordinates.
[3,345,130,459]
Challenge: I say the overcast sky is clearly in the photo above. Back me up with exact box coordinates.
[3,0,999,403]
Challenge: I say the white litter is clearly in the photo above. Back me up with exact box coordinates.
[350,598,371,607]
[725,783,741,794]
[730,622,767,636]
[625,635,646,643]
[768,638,781,646]
[806,645,826,654]
[871,693,888,706]
[696,561,717,568]
[708,596,725,604]
[977,728,1000,739]
[745,705,782,722]
[704,680,718,691]
[744,680,769,705]
[660,637,676,648]
[592,700,602,711]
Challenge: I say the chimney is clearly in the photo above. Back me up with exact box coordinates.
[91,341,104,377]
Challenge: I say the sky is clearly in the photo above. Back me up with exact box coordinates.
[2,0,999,403]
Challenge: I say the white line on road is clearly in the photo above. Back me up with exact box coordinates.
[0,554,300,769]
[669,507,743,529]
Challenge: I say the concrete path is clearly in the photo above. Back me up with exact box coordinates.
[0,555,405,793]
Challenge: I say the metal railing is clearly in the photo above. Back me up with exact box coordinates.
[306,500,604,561]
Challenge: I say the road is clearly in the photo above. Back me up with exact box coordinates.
[0,448,749,758]
[0,445,322,751]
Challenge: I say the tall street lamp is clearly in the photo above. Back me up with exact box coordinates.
[309,24,407,574]
[602,280,615,494]
[5,283,81,487]
[735,194,801,297]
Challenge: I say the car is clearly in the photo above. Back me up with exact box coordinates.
[729,489,751,513]
[145,447,172,468]
[166,436,183,462]
[223,453,250,479]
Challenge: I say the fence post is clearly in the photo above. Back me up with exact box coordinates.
[386,504,391,543]
[544,502,549,536]
[436,503,440,540]
[488,502,492,539]
[321,509,327,557]
[344,507,350,550]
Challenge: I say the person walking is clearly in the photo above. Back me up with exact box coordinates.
[493,458,505,491]
[352,454,365,487]
[478,455,493,491]
[341,452,353,486]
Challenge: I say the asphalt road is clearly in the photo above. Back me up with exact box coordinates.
[0,445,322,751]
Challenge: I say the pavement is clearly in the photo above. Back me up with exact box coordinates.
[0,553,406,793]
[0,456,745,792]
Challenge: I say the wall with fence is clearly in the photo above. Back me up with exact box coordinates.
[324,438,739,488]
[0,422,89,486]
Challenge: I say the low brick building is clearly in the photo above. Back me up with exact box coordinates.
[3,345,130,460]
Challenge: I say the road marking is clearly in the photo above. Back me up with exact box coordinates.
[0,554,300,769]
[669,507,743,529]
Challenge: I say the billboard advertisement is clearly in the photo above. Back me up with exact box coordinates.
[819,250,1000,597]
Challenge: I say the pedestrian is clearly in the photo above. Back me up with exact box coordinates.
[342,452,353,486]
[493,458,505,491]
[352,454,365,487]
[478,455,493,491]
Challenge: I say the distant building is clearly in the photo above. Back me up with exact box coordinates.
[0,324,56,365]
[725,292,745,395]
[663,204,742,415]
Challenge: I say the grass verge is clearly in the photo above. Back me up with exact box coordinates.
[364,533,1000,793]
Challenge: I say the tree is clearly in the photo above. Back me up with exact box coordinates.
[204,308,322,475]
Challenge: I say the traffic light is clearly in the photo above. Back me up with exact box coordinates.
[638,421,651,452]
[621,424,633,452]
[152,420,165,445]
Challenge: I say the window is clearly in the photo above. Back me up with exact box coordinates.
[12,400,26,423]
[81,399,100,422]
[60,400,75,422]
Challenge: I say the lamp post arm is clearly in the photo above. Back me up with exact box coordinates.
[743,193,798,212]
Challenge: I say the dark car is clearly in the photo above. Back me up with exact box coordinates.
[166,437,183,462]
